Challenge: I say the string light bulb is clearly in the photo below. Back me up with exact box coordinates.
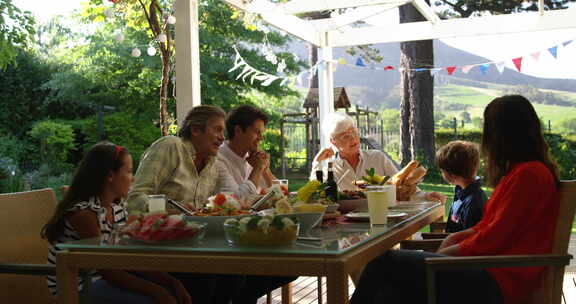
[114,33,125,42]
[157,33,168,43]
[131,48,141,57]
[167,15,176,24]
[147,46,157,56]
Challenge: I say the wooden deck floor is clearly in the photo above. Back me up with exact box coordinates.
[258,234,576,304]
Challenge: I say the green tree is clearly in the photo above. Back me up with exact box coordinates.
[28,120,75,167]
[0,0,36,69]
[460,111,471,123]
[0,48,54,136]
[86,0,304,135]
[471,117,483,129]
[381,109,400,131]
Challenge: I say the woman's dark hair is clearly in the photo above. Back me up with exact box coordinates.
[41,142,130,243]
[178,105,226,140]
[481,95,559,187]
[226,105,268,139]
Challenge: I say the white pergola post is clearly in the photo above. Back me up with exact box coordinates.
[317,32,335,150]
[175,0,202,126]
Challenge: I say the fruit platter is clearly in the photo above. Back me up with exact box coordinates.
[223,215,299,246]
[193,193,250,216]
[121,213,206,244]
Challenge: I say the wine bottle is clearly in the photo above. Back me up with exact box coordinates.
[315,169,324,183]
[325,162,338,203]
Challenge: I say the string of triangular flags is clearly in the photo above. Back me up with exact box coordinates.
[229,46,321,86]
[230,38,574,86]
[342,37,573,76]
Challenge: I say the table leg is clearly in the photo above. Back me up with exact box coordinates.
[348,265,365,287]
[57,251,80,304]
[327,264,349,304]
[281,283,292,304]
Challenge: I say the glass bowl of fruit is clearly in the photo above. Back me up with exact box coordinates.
[121,213,207,245]
[223,215,299,246]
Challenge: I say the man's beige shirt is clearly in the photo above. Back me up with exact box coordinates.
[127,136,222,212]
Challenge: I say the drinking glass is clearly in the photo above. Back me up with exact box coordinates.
[366,185,395,225]
[147,194,166,213]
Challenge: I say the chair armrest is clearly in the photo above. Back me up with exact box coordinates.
[0,263,55,276]
[424,254,573,304]
[421,232,450,240]
[425,254,572,270]
[400,239,443,252]
[429,222,447,233]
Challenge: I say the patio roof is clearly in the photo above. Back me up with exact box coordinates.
[175,0,576,148]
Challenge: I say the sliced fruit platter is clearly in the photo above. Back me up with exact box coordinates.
[121,213,206,244]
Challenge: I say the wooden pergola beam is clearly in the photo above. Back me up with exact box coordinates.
[329,9,576,47]
[276,0,410,15]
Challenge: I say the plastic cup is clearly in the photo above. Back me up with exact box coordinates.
[366,185,396,225]
[148,194,166,213]
[272,179,289,195]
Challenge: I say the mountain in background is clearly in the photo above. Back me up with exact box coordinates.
[290,40,576,111]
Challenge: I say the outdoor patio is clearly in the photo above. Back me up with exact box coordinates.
[259,234,576,304]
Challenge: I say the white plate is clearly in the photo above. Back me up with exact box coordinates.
[344,211,408,221]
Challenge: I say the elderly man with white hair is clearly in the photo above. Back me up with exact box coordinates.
[310,112,446,202]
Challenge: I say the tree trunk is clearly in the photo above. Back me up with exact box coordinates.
[159,49,170,136]
[398,2,435,166]
[308,44,318,88]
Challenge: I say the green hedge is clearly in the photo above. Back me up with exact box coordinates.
[435,130,576,180]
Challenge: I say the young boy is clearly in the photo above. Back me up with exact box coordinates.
[436,140,487,233]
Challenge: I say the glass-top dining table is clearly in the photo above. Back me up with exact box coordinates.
[56,202,443,304]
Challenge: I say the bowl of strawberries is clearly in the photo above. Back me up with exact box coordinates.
[121,212,207,244]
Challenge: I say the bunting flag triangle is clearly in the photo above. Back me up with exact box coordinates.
[512,57,523,72]
[496,62,506,74]
[530,52,540,62]
[296,73,303,86]
[355,58,366,67]
[563,40,573,47]
[548,46,558,59]
[338,58,347,65]
[430,68,442,77]
[461,65,474,74]
[479,64,489,75]
[446,66,456,75]
[384,65,395,71]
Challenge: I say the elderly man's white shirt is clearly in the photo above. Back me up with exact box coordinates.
[310,149,426,200]
[216,141,259,199]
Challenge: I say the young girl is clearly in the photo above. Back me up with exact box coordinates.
[42,142,191,304]
[350,95,560,304]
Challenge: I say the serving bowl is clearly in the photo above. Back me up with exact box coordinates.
[185,215,245,233]
[258,209,323,234]
[122,221,207,244]
[337,199,368,213]
[223,216,299,246]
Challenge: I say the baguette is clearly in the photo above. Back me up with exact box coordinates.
[404,166,427,185]
[389,160,419,185]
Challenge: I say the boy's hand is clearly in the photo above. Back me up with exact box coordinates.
[425,191,447,203]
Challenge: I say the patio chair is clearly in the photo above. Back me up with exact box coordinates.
[0,188,59,303]
[424,180,576,304]
[0,188,93,304]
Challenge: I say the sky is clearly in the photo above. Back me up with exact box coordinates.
[13,0,576,79]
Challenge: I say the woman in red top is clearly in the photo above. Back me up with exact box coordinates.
[350,95,560,304]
